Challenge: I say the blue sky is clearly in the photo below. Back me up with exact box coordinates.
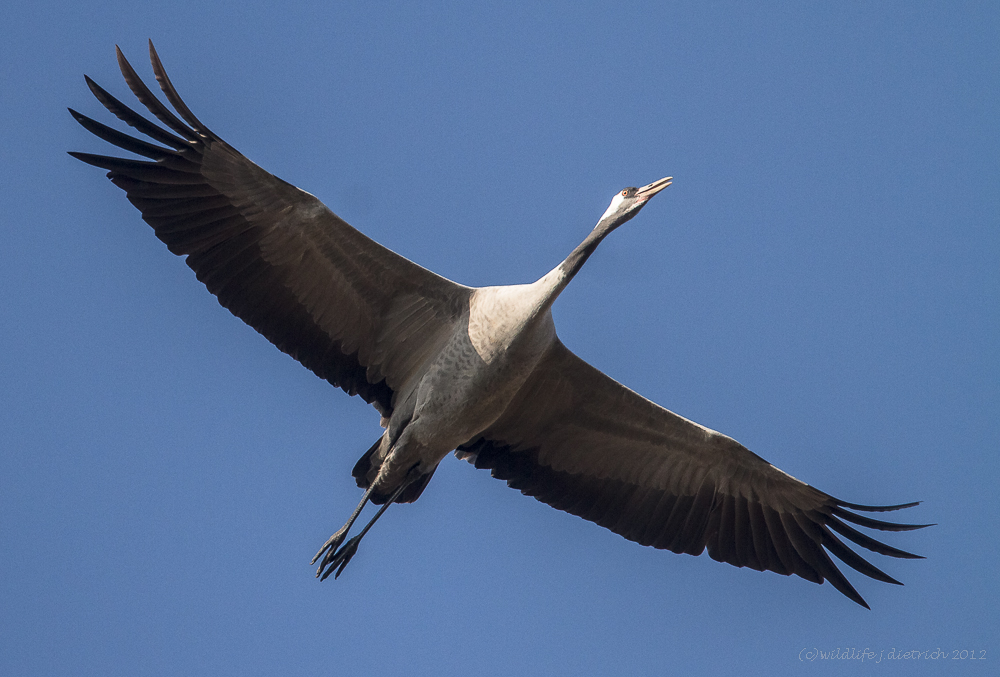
[2,1,997,675]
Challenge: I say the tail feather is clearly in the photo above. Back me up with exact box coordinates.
[393,467,437,504]
[351,437,383,488]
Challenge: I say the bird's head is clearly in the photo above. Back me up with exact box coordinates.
[597,176,672,232]
[558,175,674,280]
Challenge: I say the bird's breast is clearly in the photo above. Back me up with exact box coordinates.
[399,288,556,452]
[467,283,555,362]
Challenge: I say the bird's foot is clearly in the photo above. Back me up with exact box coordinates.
[311,525,350,568]
[317,535,361,581]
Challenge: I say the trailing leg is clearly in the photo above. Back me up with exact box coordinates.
[316,467,419,581]
[311,482,376,574]
[311,436,385,573]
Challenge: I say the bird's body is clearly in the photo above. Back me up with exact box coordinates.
[368,280,558,494]
[71,42,929,608]
[372,253,609,495]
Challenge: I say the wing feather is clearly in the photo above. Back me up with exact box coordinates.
[458,340,928,607]
[71,42,472,416]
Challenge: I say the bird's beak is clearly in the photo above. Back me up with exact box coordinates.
[636,176,672,200]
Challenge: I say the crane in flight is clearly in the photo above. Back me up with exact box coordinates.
[70,42,928,608]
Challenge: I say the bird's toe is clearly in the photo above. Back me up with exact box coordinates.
[311,527,350,567]
[318,536,361,582]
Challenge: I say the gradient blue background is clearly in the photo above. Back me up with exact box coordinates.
[3,2,997,675]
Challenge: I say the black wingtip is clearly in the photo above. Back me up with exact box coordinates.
[67,151,110,169]
[145,39,215,140]
[831,505,932,532]
[836,499,922,513]
[115,44,133,79]
[68,151,112,173]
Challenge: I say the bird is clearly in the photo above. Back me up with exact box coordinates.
[70,41,929,608]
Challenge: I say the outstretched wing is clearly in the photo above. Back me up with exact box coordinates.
[458,340,928,608]
[70,42,470,416]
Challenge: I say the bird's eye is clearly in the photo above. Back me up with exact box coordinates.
[621,189,628,197]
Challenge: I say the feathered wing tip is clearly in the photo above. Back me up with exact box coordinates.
[69,41,224,171]
[810,498,930,609]
[67,42,209,180]
[458,435,931,610]
[71,42,475,418]
[836,499,930,513]
[82,73,190,149]
[114,43,198,142]
[145,40,220,142]
[830,500,933,534]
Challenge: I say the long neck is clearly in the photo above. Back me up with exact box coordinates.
[530,217,616,313]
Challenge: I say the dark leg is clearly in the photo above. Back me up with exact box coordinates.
[311,483,375,573]
[316,476,414,582]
